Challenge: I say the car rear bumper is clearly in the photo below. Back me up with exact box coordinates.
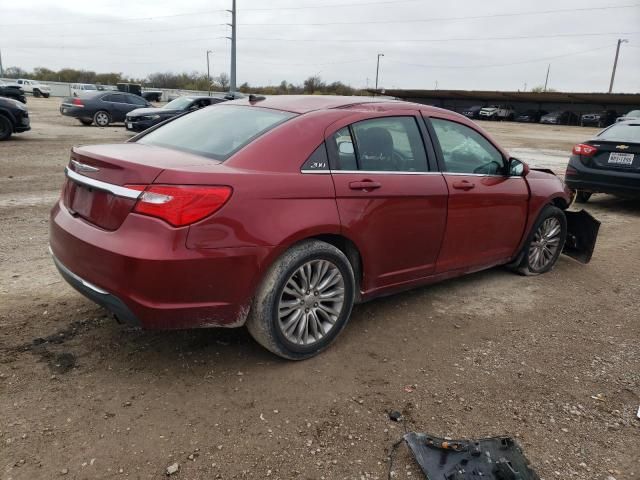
[52,252,141,327]
[60,105,89,119]
[565,156,640,196]
[49,200,270,329]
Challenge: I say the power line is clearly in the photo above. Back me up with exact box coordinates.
[237,3,640,26]
[236,31,640,43]
[386,44,616,70]
[0,9,228,27]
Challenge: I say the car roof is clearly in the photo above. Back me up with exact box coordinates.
[225,94,456,115]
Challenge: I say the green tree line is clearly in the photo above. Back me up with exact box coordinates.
[2,67,364,95]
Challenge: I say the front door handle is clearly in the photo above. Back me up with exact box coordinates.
[452,180,475,190]
[349,180,381,191]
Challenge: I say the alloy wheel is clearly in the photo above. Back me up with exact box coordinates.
[277,260,345,346]
[528,217,562,271]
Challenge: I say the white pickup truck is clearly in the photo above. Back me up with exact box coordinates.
[15,79,51,98]
[479,104,515,121]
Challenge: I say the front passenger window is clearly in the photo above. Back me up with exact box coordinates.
[430,118,505,175]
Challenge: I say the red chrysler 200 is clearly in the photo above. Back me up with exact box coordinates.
[49,96,600,359]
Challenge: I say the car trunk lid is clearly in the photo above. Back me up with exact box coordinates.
[63,143,217,230]
[587,140,640,172]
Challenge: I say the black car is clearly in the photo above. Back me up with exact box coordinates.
[0,82,27,104]
[0,96,30,140]
[580,110,617,128]
[125,96,225,132]
[540,110,579,125]
[461,105,483,119]
[515,109,547,123]
[565,120,640,202]
[60,92,152,127]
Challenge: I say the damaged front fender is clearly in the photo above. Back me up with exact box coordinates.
[563,209,600,264]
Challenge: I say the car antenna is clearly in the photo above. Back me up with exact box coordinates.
[248,94,265,103]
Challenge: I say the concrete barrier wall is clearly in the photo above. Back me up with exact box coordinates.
[1,78,219,102]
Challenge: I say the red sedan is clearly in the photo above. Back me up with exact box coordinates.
[49,96,599,359]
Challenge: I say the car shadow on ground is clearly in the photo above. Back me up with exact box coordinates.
[583,194,640,215]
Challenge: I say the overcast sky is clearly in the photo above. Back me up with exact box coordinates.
[1,0,639,92]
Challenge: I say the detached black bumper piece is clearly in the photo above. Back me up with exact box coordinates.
[403,433,539,480]
[563,209,601,264]
[51,253,141,328]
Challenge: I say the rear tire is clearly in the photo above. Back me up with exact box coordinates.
[93,110,111,127]
[575,191,592,203]
[246,240,355,360]
[513,205,567,276]
[43,93,50,98]
[0,115,12,141]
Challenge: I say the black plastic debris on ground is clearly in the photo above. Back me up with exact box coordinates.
[403,433,540,480]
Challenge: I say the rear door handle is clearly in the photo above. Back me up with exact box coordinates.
[452,180,475,190]
[349,180,381,191]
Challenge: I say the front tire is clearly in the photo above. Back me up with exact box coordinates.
[514,205,567,276]
[0,116,12,141]
[93,110,111,127]
[33,89,41,98]
[246,240,356,360]
[43,93,50,98]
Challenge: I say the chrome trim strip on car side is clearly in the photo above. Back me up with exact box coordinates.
[301,169,442,175]
[65,167,142,200]
[48,246,108,294]
[300,169,523,178]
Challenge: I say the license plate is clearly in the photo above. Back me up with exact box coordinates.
[127,122,133,129]
[608,152,634,165]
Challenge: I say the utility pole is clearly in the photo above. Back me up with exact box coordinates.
[375,53,384,95]
[543,64,550,92]
[608,38,628,93]
[206,50,213,96]
[227,0,237,94]
[0,48,4,77]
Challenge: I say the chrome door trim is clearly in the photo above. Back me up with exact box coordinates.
[65,167,142,200]
[301,169,443,175]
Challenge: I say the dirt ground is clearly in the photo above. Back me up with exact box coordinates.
[1,97,638,480]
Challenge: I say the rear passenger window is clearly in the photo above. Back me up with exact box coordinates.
[329,117,428,172]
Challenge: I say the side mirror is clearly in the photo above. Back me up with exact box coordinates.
[508,157,529,176]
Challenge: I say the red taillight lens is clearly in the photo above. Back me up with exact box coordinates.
[565,165,578,176]
[127,185,232,227]
[72,98,84,106]
[572,143,597,156]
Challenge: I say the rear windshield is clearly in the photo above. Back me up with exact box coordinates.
[137,105,295,160]
[597,122,640,142]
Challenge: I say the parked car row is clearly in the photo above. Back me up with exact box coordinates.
[460,105,637,127]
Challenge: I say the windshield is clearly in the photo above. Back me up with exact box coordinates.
[138,105,296,160]
[597,122,640,142]
[84,85,97,90]
[163,97,193,110]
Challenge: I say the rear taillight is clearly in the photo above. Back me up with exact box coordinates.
[127,185,232,227]
[572,143,597,156]
[72,98,84,106]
